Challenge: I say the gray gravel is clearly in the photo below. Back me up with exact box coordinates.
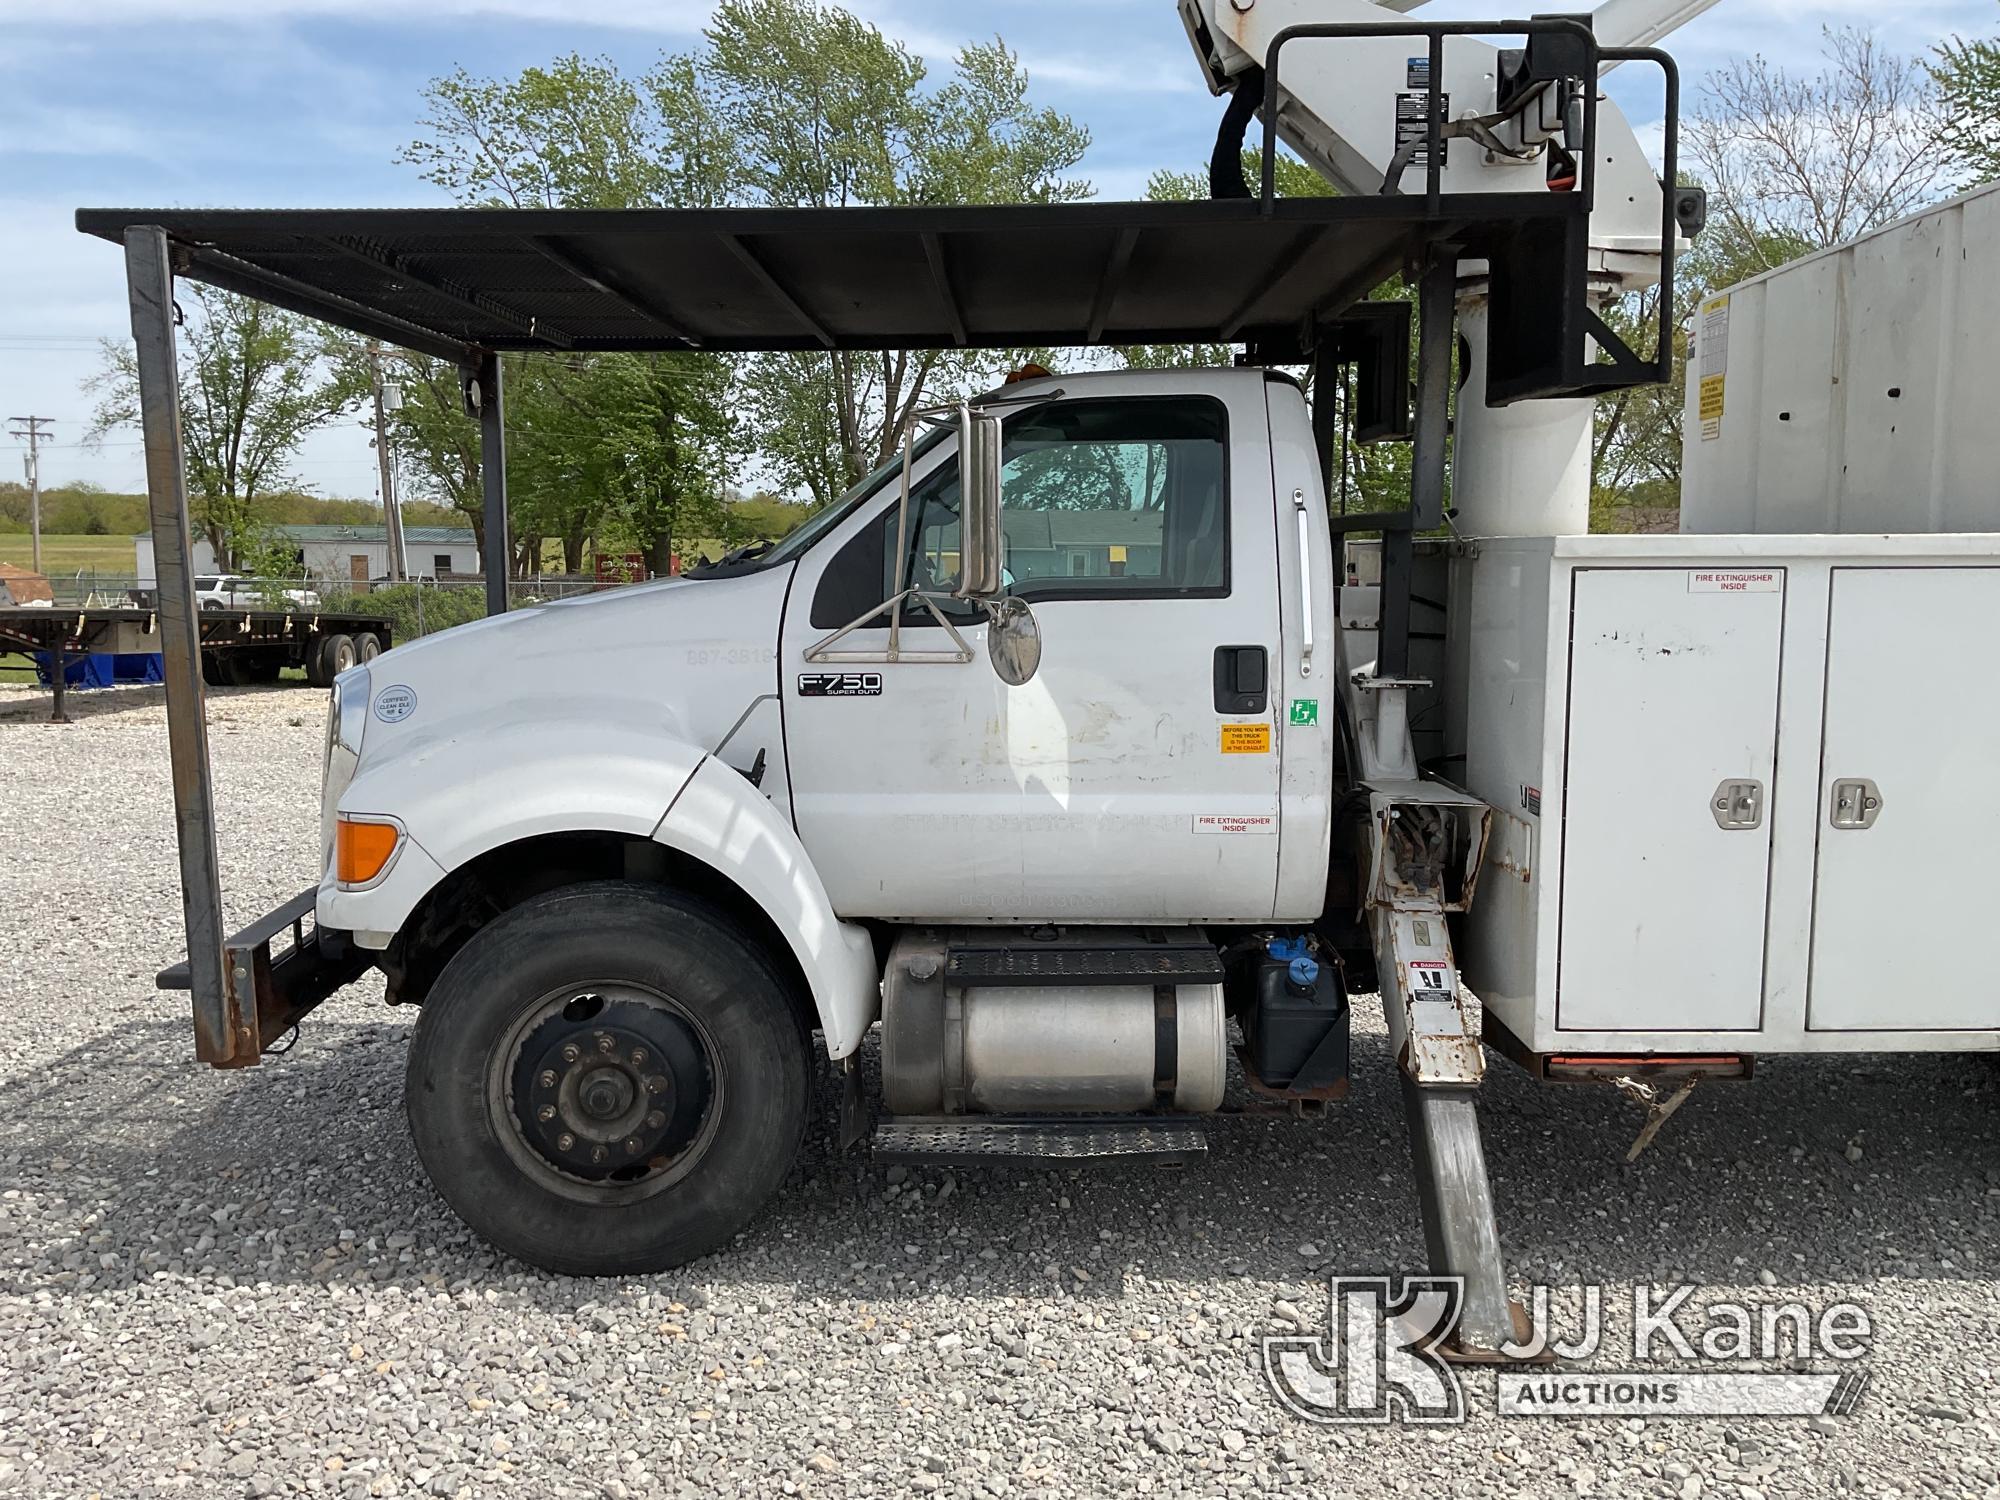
[2,679,1998,1498]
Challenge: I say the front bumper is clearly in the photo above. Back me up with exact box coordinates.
[157,888,375,1068]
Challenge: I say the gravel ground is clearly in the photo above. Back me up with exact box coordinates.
[2,679,1998,1499]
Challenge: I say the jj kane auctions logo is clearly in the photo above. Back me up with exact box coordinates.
[1262,1279,1872,1425]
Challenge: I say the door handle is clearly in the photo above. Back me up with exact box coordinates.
[1293,487,1314,678]
[1829,778,1882,830]
[1214,645,1268,714]
[1710,778,1765,830]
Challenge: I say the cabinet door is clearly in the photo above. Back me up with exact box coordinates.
[1558,568,1785,1031]
[1809,568,2000,1031]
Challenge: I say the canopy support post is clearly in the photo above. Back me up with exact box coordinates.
[466,351,510,616]
[125,224,232,1063]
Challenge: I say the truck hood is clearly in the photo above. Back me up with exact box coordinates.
[351,566,794,767]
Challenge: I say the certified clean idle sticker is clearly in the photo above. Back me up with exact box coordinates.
[372,684,418,723]
[797,672,883,698]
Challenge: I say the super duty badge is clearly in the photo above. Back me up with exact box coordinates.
[797,671,883,698]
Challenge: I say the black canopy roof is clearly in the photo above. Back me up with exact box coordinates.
[76,195,1577,363]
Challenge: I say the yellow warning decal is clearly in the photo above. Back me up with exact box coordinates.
[1220,723,1272,755]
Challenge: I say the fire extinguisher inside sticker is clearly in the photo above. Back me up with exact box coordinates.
[1688,570,1780,594]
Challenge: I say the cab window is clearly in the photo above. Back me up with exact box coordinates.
[910,396,1227,598]
[809,395,1228,629]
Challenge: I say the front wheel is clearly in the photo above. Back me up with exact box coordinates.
[405,882,811,1274]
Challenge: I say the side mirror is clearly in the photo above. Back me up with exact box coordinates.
[954,405,1005,600]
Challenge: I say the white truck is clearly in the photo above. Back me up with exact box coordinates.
[103,0,1997,1359]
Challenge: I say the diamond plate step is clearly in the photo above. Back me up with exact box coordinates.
[872,1116,1207,1167]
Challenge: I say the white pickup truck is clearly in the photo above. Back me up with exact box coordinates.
[194,574,320,611]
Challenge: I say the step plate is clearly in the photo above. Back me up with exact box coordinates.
[873,1117,1207,1168]
[944,945,1224,987]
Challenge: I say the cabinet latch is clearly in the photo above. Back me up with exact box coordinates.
[1711,779,1765,830]
[1829,778,1883,830]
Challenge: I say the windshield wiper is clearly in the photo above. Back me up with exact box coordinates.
[685,539,775,578]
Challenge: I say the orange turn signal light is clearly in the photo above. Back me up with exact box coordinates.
[336,817,400,886]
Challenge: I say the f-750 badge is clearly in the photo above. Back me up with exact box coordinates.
[798,672,883,698]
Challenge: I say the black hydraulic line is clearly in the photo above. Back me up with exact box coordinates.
[1209,66,1265,200]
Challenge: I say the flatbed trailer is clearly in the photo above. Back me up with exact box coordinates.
[0,605,392,721]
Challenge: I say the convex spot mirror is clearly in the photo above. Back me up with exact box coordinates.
[985,595,1041,686]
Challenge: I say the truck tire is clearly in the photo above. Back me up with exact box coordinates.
[303,635,329,688]
[200,651,226,687]
[316,632,356,683]
[405,882,811,1275]
[354,631,383,662]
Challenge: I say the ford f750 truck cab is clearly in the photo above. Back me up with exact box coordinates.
[319,367,1344,1273]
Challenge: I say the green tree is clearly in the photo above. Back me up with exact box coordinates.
[1934,16,2000,188]
[702,0,1091,496]
[401,53,742,571]
[86,285,364,568]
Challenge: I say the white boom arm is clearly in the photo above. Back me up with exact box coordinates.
[1593,0,1724,61]
[1180,0,1712,282]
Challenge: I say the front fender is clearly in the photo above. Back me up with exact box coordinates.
[318,724,880,1059]
[318,719,709,942]
[653,758,880,1059]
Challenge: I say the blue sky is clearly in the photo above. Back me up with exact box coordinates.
[4,0,1995,500]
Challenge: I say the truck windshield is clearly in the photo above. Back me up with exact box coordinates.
[755,425,952,569]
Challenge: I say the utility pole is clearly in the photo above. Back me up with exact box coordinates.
[7,416,53,575]
[366,344,408,582]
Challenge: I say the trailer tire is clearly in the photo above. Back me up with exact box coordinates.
[316,632,357,683]
[405,881,811,1275]
[355,631,383,663]
[200,651,226,687]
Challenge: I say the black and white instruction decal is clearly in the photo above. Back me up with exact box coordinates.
[1394,91,1450,167]
[797,671,883,698]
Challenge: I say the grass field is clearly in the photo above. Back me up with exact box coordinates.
[0,534,140,575]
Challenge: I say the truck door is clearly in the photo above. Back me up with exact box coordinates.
[779,382,1284,923]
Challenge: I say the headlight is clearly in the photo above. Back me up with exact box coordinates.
[321,666,371,868]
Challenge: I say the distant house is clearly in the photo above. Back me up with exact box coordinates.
[135,524,482,587]
[1001,509,1165,582]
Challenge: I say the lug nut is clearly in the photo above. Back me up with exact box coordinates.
[624,1137,642,1154]
[537,1105,556,1122]
[596,1033,616,1053]
[631,1048,649,1065]
[591,1146,608,1164]
[538,1069,557,1088]
[556,1132,575,1151]
[646,1074,667,1094]
[646,1110,665,1129]
[560,1044,579,1063]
